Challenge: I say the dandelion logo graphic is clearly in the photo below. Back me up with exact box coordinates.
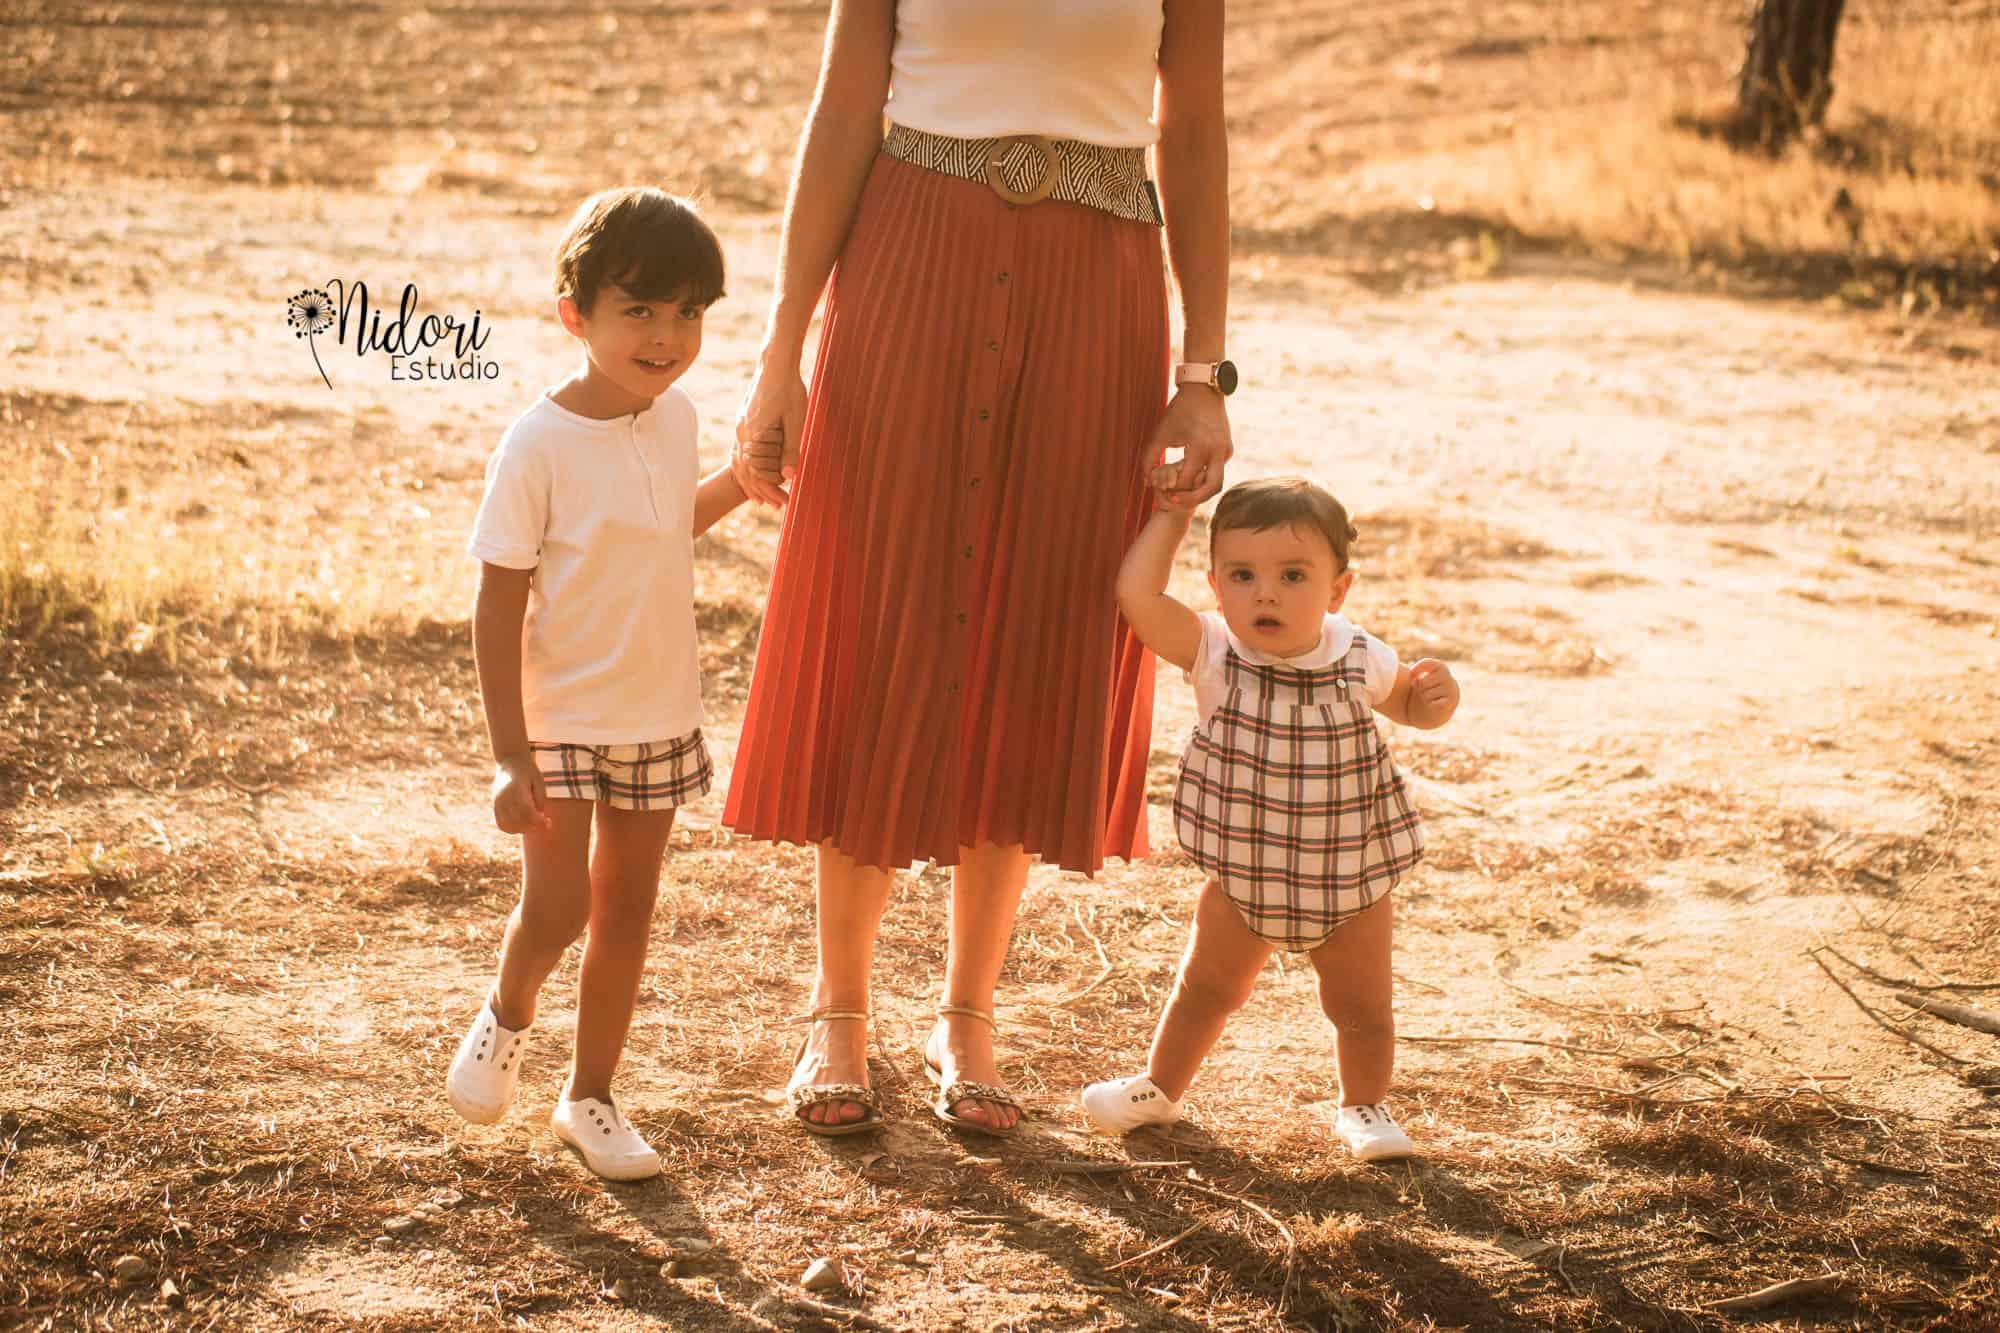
[287,287,335,389]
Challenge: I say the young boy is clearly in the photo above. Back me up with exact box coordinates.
[446,187,770,1181]
[1083,478,1460,1161]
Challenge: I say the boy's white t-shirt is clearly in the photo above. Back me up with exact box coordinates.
[468,389,702,745]
[1186,612,1399,728]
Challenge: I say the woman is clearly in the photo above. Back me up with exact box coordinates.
[726,0,1233,1135]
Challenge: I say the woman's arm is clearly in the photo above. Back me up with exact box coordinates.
[1115,508,1204,672]
[691,465,748,539]
[1147,0,1232,509]
[473,562,550,832]
[731,0,896,506]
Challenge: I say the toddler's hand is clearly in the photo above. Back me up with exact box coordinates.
[1408,660,1460,726]
[492,755,551,835]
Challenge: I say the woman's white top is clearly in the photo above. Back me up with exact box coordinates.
[888,0,1165,148]
[1187,612,1401,729]
[469,389,703,745]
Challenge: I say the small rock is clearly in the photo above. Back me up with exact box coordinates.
[371,1237,393,1252]
[160,1278,184,1307]
[383,1215,420,1236]
[607,1278,632,1301]
[431,1189,465,1208]
[668,1236,714,1257]
[111,1255,149,1285]
[658,1259,682,1280]
[801,1256,845,1293]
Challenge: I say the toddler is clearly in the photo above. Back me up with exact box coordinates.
[445,187,767,1180]
[1083,478,1460,1161]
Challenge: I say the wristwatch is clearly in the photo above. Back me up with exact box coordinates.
[1174,359,1238,396]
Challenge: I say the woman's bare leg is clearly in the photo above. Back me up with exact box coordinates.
[929,840,1033,1130]
[793,841,897,1127]
[1143,878,1274,1101]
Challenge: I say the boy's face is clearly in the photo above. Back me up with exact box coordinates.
[558,280,707,416]
[1208,521,1355,660]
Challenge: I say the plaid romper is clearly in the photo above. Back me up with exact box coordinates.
[1173,630,1425,950]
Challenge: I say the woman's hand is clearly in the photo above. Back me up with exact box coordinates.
[1144,386,1232,507]
[732,360,808,507]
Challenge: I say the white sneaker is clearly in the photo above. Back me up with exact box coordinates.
[445,1001,529,1125]
[1081,1074,1182,1134]
[550,1096,661,1182]
[1336,1103,1415,1161]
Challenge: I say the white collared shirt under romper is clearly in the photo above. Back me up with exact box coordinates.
[467,389,712,807]
[1172,612,1425,950]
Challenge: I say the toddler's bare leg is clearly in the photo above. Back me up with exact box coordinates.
[1305,894,1396,1106]
[566,804,676,1104]
[491,800,596,1029]
[1144,879,1275,1101]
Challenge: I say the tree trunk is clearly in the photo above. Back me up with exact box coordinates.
[1736,0,1847,149]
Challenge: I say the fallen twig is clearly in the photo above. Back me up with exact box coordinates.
[1403,1034,1628,1057]
[1407,773,1489,816]
[1807,950,1970,1065]
[1894,992,2000,1036]
[1044,1160,1185,1177]
[1161,1180,1299,1313]
[1811,941,2000,994]
[1049,905,1115,1006]
[777,1296,908,1332]
[1105,1218,1209,1271]
[1706,1274,1842,1314]
[1826,1152,1932,1178]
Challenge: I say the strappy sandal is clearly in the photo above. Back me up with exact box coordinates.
[923,1003,1025,1137]
[785,1008,883,1138]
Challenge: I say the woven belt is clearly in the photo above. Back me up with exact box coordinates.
[881,123,1163,226]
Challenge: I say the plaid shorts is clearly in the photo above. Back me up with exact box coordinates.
[529,730,713,811]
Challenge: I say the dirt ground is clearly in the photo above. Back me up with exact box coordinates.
[4,3,1999,1331]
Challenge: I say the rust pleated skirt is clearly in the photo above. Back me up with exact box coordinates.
[721,150,1169,874]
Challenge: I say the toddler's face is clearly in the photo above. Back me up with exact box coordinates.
[1208,521,1354,659]
[560,280,707,414]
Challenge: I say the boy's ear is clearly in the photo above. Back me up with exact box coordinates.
[1206,568,1220,600]
[556,295,585,337]
[1327,568,1356,613]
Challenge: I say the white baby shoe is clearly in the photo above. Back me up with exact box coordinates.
[550,1096,661,1182]
[445,1001,529,1125]
[1080,1074,1182,1134]
[1336,1102,1415,1162]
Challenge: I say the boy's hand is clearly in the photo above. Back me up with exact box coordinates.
[492,754,551,835]
[1407,660,1460,727]
[733,364,807,507]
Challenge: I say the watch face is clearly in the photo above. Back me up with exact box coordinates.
[1215,359,1238,395]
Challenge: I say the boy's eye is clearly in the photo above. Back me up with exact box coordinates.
[1282,569,1306,582]
[677,304,704,320]
[1229,569,1253,582]
[625,305,651,318]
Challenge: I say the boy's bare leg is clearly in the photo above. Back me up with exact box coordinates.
[795,842,897,1127]
[933,840,1033,1130]
[491,800,597,1030]
[1305,894,1396,1106]
[566,804,676,1104]
[1144,879,1275,1101]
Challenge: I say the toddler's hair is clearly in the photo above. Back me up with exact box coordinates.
[555,187,724,316]
[1210,478,1359,570]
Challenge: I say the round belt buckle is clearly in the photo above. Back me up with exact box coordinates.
[986,135,1059,206]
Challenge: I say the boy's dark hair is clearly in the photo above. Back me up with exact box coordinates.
[555,187,724,315]
[1209,477,1359,570]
